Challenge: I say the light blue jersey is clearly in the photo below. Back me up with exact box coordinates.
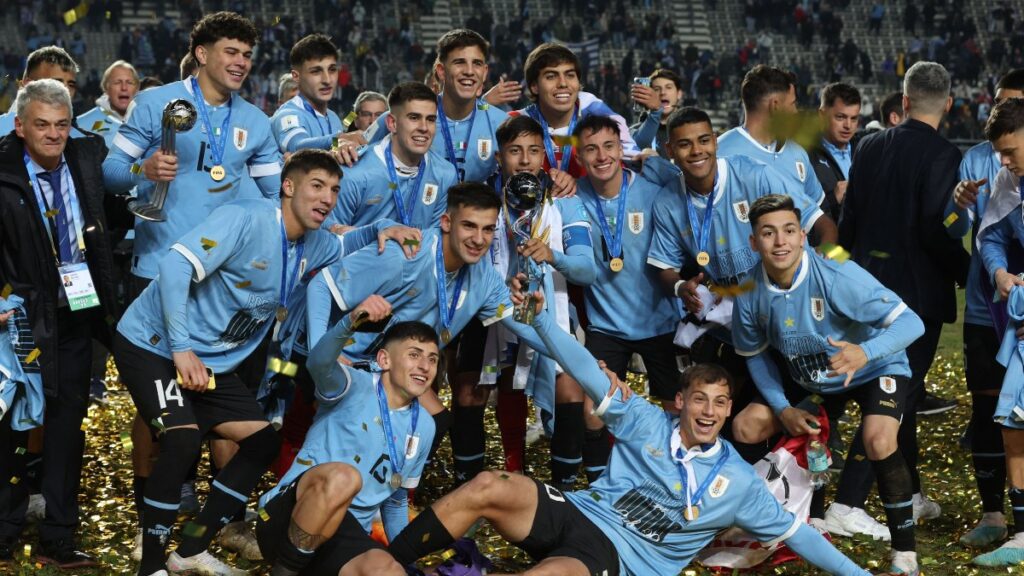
[259,314,434,541]
[325,137,456,230]
[945,141,1003,327]
[733,251,921,410]
[365,97,507,183]
[980,202,1024,286]
[103,79,283,279]
[577,169,676,340]
[647,156,823,285]
[717,126,825,206]
[77,96,126,148]
[116,199,347,373]
[270,94,343,152]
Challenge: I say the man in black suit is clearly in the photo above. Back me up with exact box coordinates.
[0,78,119,568]
[829,62,968,550]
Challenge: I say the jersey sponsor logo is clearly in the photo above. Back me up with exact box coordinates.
[795,161,807,182]
[879,376,897,394]
[628,211,644,234]
[423,183,439,206]
[879,398,897,409]
[732,200,750,223]
[281,114,300,130]
[234,127,248,150]
[811,297,825,321]
[708,474,730,498]
[478,138,492,160]
[369,453,394,485]
[213,296,275,349]
[613,482,683,543]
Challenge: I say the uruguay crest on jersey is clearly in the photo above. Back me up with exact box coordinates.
[628,211,644,234]
[795,161,806,182]
[478,138,492,160]
[234,127,248,150]
[811,297,825,321]
[423,183,439,205]
[732,200,750,223]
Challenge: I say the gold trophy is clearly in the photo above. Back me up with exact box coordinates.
[504,172,546,323]
[128,99,198,222]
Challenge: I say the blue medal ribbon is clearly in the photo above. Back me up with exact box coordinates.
[585,170,630,263]
[684,176,718,264]
[436,95,477,182]
[23,152,84,263]
[527,103,578,172]
[190,76,232,169]
[299,95,333,137]
[435,237,467,341]
[384,144,426,226]
[374,375,420,484]
[279,216,305,312]
[667,415,730,521]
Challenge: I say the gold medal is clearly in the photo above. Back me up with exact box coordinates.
[609,257,624,272]
[441,328,452,344]
[696,251,710,267]
[210,165,226,181]
[684,506,700,521]
[276,306,288,323]
[390,472,403,490]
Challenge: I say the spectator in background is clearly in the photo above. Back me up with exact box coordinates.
[348,90,387,132]
[277,72,298,106]
[810,82,861,223]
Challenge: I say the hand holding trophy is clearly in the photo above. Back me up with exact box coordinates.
[128,98,198,222]
[503,171,547,324]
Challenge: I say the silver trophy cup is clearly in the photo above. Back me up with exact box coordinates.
[128,98,198,222]
[504,172,544,324]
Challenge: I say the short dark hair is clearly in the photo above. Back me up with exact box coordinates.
[748,194,803,228]
[436,28,490,62]
[997,69,1024,94]
[880,91,904,125]
[740,64,795,112]
[290,33,338,68]
[524,43,581,100]
[985,98,1024,142]
[666,106,713,137]
[650,68,683,91]
[572,114,620,140]
[679,363,734,397]
[380,320,440,351]
[820,82,862,109]
[282,149,343,182]
[388,81,438,110]
[189,12,259,61]
[24,46,79,79]
[447,181,501,213]
[180,53,198,80]
[140,76,164,90]
[496,115,543,148]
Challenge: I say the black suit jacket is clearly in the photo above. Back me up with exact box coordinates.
[837,118,968,324]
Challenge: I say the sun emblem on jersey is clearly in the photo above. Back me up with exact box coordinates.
[233,127,248,150]
[811,297,825,321]
[795,161,807,182]
[628,212,644,234]
[423,184,439,206]
[708,474,729,498]
[732,200,750,223]
[879,376,897,394]
[478,138,492,160]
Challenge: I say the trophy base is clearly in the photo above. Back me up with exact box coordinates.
[128,200,166,222]
[513,296,536,324]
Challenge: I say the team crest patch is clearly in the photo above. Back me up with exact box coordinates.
[478,138,493,160]
[879,376,897,394]
[811,297,825,321]
[298,258,307,278]
[795,161,807,182]
[732,200,750,223]
[708,474,730,498]
[423,183,439,206]
[628,212,644,234]
[234,127,248,150]
[281,114,300,130]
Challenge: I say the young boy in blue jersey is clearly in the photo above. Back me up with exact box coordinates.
[0,46,82,137]
[256,300,437,576]
[77,60,139,148]
[945,70,1024,548]
[730,194,925,576]
[973,98,1024,566]
[326,82,457,231]
[388,291,871,576]
[450,114,594,487]
[113,149,408,576]
[269,34,362,166]
[717,65,826,209]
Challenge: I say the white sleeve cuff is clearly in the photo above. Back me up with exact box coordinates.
[646,256,679,271]
[171,243,206,282]
[764,517,803,547]
[881,302,908,328]
[249,162,282,178]
[482,304,514,327]
[322,270,348,311]
[734,342,770,357]
[113,133,145,158]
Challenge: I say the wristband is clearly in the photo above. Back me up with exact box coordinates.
[673,279,685,297]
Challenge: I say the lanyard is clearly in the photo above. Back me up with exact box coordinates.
[24,152,85,262]
[586,171,630,261]
[374,374,420,476]
[436,95,477,181]
[684,176,718,259]
[190,77,232,168]
[668,417,730,520]
[300,95,333,137]
[384,144,426,226]
[527,103,578,172]
[278,216,305,310]
[435,237,467,338]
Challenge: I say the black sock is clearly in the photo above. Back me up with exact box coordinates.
[873,450,915,552]
[970,394,1006,513]
[186,452,200,482]
[732,438,772,464]
[140,428,201,575]
[270,522,316,576]
[429,408,452,463]
[1011,488,1024,535]
[582,426,611,483]
[133,475,147,522]
[451,405,486,484]
[388,507,455,566]
[177,426,280,558]
[834,425,874,508]
[550,403,583,489]
[810,487,826,519]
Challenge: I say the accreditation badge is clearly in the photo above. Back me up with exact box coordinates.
[59,262,100,311]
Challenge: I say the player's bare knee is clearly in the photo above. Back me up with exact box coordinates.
[731,411,769,444]
[305,463,361,509]
[862,431,897,460]
[340,549,404,576]
[463,470,507,507]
